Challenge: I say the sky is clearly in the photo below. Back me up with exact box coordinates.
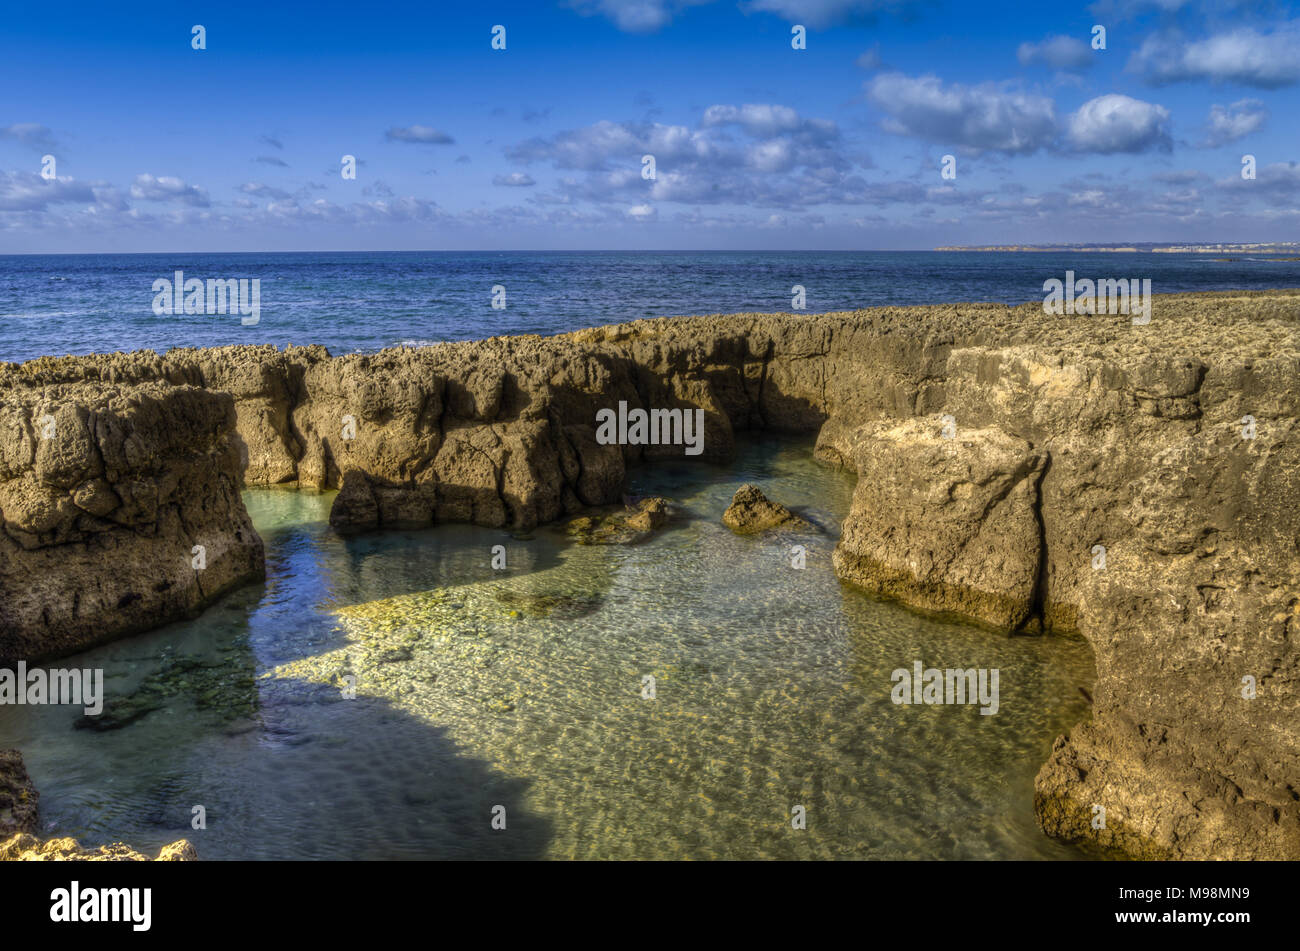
[1,0,1298,251]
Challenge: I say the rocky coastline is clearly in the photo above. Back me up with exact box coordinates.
[2,289,1297,860]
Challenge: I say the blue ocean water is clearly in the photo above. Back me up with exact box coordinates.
[2,250,1297,363]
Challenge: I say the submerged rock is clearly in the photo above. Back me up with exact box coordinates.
[563,497,674,544]
[721,484,809,534]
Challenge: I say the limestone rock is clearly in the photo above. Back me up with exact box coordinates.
[0,749,37,838]
[832,419,1047,631]
[0,382,265,665]
[1,833,196,861]
[722,484,809,534]
[4,290,1300,859]
[563,497,674,544]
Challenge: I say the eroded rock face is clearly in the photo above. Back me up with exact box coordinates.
[3,290,1299,860]
[0,381,265,665]
[722,484,809,534]
[0,749,37,837]
[830,419,1047,631]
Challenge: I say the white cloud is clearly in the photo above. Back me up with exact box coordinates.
[1130,26,1300,88]
[1017,35,1093,70]
[564,0,711,32]
[865,73,1057,155]
[741,0,911,28]
[493,172,537,186]
[1065,94,1171,154]
[130,174,210,207]
[1202,99,1267,147]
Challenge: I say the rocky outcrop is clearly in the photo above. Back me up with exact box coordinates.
[722,483,809,534]
[830,420,1047,630]
[0,380,265,664]
[2,289,1298,860]
[0,749,37,837]
[1,833,196,861]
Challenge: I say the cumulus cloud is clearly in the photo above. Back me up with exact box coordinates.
[0,171,96,211]
[385,125,455,144]
[493,172,536,186]
[865,73,1057,155]
[1017,35,1093,70]
[508,119,712,171]
[1218,160,1300,196]
[1201,99,1267,146]
[504,104,868,209]
[1130,26,1300,88]
[1065,94,1171,154]
[129,173,210,206]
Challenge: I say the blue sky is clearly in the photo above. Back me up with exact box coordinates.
[1,0,1297,251]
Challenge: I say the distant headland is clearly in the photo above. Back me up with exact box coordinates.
[935,242,1300,254]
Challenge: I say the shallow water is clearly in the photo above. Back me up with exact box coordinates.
[1,437,1095,859]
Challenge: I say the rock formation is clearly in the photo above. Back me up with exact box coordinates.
[0,749,37,837]
[722,483,809,534]
[1,833,196,861]
[0,379,264,665]
[2,289,1298,860]
[830,421,1046,630]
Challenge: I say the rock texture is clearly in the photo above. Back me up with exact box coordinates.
[0,379,264,664]
[563,497,674,544]
[3,289,1299,860]
[0,749,37,837]
[1,833,196,861]
[831,420,1047,630]
[722,483,809,534]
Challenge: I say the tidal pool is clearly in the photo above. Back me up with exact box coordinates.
[1,436,1096,860]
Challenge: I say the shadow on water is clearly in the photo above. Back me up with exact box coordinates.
[7,617,552,861]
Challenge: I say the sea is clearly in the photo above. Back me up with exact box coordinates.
[2,250,1297,364]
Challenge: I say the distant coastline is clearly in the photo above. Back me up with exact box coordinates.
[935,242,1300,254]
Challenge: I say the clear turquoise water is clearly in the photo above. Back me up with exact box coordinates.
[0,437,1095,859]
